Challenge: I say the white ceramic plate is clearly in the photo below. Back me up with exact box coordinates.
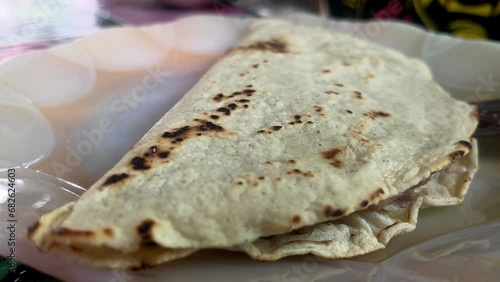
[0,14,499,282]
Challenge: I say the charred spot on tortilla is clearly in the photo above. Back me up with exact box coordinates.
[360,200,369,208]
[53,227,93,237]
[370,188,386,201]
[289,159,297,164]
[229,91,242,98]
[243,104,249,108]
[217,107,231,116]
[314,106,324,113]
[333,209,345,217]
[137,219,155,243]
[243,89,256,95]
[197,121,224,132]
[324,205,344,217]
[449,150,465,161]
[456,140,473,150]
[321,69,331,74]
[287,169,314,177]
[258,176,265,180]
[325,90,339,95]
[353,91,363,99]
[334,83,344,87]
[149,146,157,153]
[131,157,150,170]
[253,64,259,68]
[210,115,219,120]
[158,152,170,159]
[307,121,314,124]
[162,126,190,138]
[239,99,250,103]
[27,221,41,239]
[322,148,344,168]
[245,84,253,88]
[237,38,289,53]
[292,215,302,223]
[103,173,129,186]
[236,181,244,185]
[257,130,266,134]
[364,110,391,119]
[272,126,282,131]
[346,110,353,114]
[228,103,238,110]
[104,228,114,236]
[213,93,224,102]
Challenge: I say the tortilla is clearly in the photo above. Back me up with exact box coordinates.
[236,140,478,260]
[28,19,478,269]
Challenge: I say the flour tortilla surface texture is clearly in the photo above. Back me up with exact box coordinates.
[28,19,478,269]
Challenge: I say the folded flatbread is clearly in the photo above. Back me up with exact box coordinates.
[28,19,479,269]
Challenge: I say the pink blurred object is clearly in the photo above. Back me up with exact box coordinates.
[0,38,76,63]
[159,0,213,7]
[100,0,241,25]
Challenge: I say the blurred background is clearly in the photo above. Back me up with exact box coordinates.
[1,0,499,63]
